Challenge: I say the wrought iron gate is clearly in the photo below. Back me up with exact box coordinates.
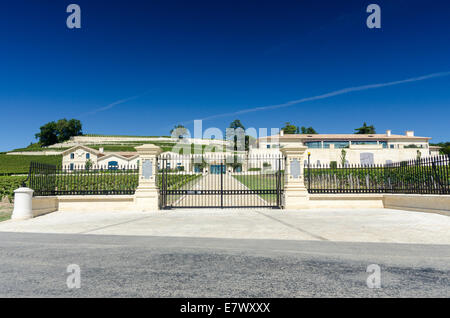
[158,153,284,209]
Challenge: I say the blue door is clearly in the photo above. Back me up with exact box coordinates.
[108,161,119,170]
[210,164,225,174]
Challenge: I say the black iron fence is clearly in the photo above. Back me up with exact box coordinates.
[305,155,450,194]
[27,162,139,196]
[26,154,450,198]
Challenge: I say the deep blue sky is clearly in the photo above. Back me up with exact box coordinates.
[1,0,449,151]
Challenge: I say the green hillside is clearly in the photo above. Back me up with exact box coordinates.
[0,154,62,175]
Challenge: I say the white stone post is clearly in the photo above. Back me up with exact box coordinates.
[134,144,162,211]
[280,143,309,209]
[11,187,34,220]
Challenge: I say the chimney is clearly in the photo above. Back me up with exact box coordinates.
[405,131,414,137]
[99,147,104,153]
[386,129,391,137]
[280,130,284,137]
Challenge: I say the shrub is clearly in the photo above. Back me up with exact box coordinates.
[0,176,27,201]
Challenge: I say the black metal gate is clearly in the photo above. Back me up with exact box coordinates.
[158,153,284,209]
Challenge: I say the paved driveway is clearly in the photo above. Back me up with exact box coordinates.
[173,173,267,207]
[0,208,449,244]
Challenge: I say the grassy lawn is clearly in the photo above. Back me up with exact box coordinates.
[233,174,284,189]
[233,174,284,204]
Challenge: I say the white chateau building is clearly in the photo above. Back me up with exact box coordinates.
[61,145,140,169]
[61,130,440,170]
[256,130,440,166]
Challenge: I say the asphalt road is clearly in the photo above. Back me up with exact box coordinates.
[0,232,449,297]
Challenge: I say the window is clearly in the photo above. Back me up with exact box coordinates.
[266,145,271,149]
[86,153,90,159]
[305,141,322,149]
[390,144,395,149]
[352,141,378,145]
[379,141,387,148]
[70,153,74,159]
[323,141,349,149]
[70,163,74,170]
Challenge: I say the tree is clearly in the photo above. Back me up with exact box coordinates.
[85,159,93,170]
[35,118,82,146]
[229,119,245,130]
[340,149,347,166]
[170,124,189,139]
[281,123,317,134]
[431,142,450,155]
[442,145,450,155]
[56,118,82,143]
[354,122,376,134]
[281,122,298,134]
[300,126,318,134]
[228,120,250,151]
[35,121,58,146]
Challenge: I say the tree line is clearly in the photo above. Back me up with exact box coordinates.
[280,121,375,135]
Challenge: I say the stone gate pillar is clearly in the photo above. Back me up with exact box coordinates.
[134,144,162,211]
[280,143,309,209]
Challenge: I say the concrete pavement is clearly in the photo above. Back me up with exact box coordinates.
[0,232,449,297]
[0,208,449,244]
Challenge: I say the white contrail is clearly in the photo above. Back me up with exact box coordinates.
[81,90,154,116]
[189,71,450,123]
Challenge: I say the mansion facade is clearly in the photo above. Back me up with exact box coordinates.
[257,130,440,165]
[61,130,440,170]
[61,145,139,169]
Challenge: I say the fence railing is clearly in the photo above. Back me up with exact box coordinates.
[26,154,450,197]
[305,155,450,194]
[27,163,139,196]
